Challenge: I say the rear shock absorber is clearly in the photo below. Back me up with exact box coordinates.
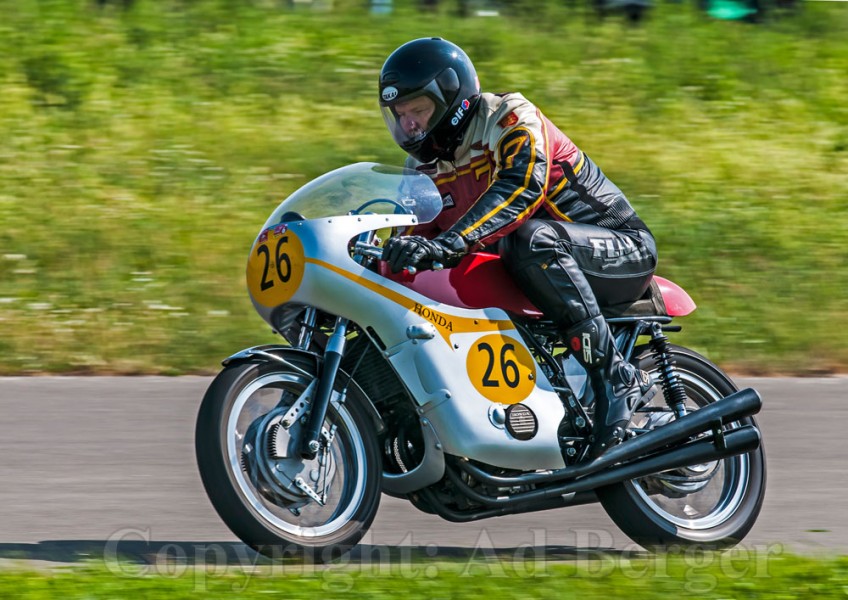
[649,322,688,418]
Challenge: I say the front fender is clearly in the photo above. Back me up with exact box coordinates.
[221,344,385,435]
[222,344,316,369]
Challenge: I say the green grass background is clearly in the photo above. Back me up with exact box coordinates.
[1,0,846,375]
[2,552,848,598]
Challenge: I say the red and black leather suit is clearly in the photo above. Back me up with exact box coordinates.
[407,91,658,328]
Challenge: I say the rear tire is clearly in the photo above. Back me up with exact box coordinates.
[597,344,766,550]
[195,354,381,560]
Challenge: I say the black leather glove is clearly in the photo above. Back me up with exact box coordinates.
[381,231,467,274]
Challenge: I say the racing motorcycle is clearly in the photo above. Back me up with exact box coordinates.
[195,162,766,558]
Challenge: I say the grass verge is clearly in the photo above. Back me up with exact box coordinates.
[1,551,848,598]
[1,0,846,374]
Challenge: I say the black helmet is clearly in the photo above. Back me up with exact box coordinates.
[379,38,481,163]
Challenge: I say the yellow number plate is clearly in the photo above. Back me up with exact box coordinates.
[466,334,536,404]
[246,225,305,307]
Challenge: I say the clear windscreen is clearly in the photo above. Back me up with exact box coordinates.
[262,163,442,229]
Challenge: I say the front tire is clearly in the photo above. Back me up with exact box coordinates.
[597,344,767,549]
[195,354,381,560]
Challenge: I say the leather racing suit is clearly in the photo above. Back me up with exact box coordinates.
[407,92,658,328]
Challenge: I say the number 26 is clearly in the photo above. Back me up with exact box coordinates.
[257,236,292,291]
[477,342,520,389]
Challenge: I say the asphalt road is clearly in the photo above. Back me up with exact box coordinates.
[0,375,845,568]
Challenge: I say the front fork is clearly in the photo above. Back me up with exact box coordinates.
[299,316,348,459]
[297,230,375,459]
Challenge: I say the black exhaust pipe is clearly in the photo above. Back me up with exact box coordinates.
[455,387,762,490]
[593,387,761,470]
[560,425,761,496]
[448,425,761,508]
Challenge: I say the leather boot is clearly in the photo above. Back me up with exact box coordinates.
[564,315,651,457]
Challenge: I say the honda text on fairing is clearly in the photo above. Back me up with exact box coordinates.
[194,163,766,558]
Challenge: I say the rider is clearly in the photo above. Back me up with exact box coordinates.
[379,38,658,457]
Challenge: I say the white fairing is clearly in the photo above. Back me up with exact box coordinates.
[248,165,566,471]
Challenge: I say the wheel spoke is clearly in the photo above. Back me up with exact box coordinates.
[631,368,750,530]
[225,372,368,537]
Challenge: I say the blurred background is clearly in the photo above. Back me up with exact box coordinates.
[0,0,845,375]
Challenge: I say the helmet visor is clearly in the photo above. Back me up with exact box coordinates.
[380,80,449,154]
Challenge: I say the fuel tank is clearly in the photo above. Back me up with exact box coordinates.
[381,253,543,317]
[382,253,695,318]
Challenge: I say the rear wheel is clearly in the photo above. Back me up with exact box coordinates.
[597,344,766,549]
[195,354,381,560]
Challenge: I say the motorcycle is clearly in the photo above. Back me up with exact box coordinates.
[195,162,766,558]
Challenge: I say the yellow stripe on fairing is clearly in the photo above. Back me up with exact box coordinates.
[305,257,515,345]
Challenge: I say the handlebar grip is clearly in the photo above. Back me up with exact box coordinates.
[353,242,384,260]
[353,242,443,275]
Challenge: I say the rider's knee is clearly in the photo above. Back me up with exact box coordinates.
[501,219,562,269]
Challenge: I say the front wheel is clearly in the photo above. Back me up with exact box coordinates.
[195,353,381,560]
[597,344,767,549]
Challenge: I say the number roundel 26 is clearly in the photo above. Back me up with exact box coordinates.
[466,334,536,404]
[246,226,305,307]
